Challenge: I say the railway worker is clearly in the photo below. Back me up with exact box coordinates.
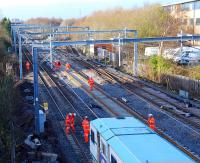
[82,116,90,143]
[71,113,76,132]
[57,61,61,68]
[148,114,156,131]
[66,63,71,71]
[25,61,30,71]
[88,77,94,91]
[65,113,72,135]
[54,61,61,70]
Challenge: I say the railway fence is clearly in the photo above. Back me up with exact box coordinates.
[161,74,200,98]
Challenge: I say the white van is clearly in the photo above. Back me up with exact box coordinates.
[144,47,159,57]
[163,46,200,60]
[163,48,180,59]
[174,51,200,65]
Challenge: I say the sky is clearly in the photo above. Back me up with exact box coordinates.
[0,0,179,20]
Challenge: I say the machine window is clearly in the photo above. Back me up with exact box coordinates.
[101,142,106,155]
[91,130,95,144]
[196,18,200,25]
[195,1,200,9]
[111,154,117,163]
[189,18,194,25]
[181,2,192,11]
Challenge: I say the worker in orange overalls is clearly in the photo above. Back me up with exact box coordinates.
[82,116,90,143]
[57,61,61,69]
[25,61,30,72]
[54,61,61,70]
[88,77,94,91]
[66,63,71,71]
[71,113,76,132]
[148,114,156,131]
[65,113,72,135]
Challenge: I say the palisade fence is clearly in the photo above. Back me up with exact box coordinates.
[161,74,200,98]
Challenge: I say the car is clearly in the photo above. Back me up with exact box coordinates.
[174,51,200,65]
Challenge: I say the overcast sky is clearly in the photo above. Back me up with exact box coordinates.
[0,0,179,20]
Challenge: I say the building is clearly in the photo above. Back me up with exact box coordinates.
[163,0,200,44]
[11,19,23,24]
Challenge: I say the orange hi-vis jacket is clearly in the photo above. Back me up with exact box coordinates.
[70,113,75,132]
[88,78,94,86]
[66,63,71,70]
[82,118,90,142]
[71,114,75,126]
[65,114,71,127]
[82,119,90,134]
[26,61,30,67]
[25,61,30,70]
[65,114,72,134]
[55,61,61,68]
[148,117,156,130]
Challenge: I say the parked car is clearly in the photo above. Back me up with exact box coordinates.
[163,48,180,59]
[173,51,200,65]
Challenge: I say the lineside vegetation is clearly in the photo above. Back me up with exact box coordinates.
[26,4,200,81]
[0,17,20,162]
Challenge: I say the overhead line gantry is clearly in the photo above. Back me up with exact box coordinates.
[16,26,138,79]
[11,23,200,135]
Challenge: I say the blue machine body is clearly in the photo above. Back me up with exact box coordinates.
[90,117,196,163]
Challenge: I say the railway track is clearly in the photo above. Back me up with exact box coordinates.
[23,47,95,163]
[73,57,200,131]
[22,46,200,161]
[68,60,200,161]
[55,47,200,161]
[105,68,200,127]
[39,68,93,163]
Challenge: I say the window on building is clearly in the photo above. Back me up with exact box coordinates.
[195,1,200,9]
[111,155,117,163]
[91,130,95,144]
[189,18,194,25]
[196,18,200,25]
[164,6,172,12]
[181,2,192,11]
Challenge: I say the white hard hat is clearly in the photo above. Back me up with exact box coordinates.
[69,113,72,116]
[85,116,88,119]
[74,113,76,116]
[148,114,153,117]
